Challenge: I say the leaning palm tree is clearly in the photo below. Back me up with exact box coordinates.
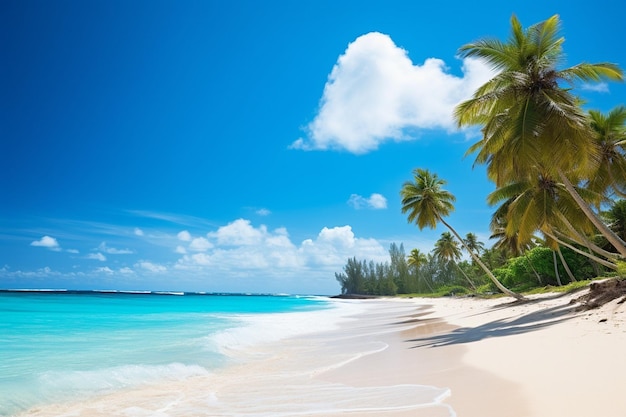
[434,232,476,289]
[400,168,523,299]
[455,14,626,257]
[488,170,618,270]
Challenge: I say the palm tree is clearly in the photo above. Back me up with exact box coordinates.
[407,248,433,292]
[604,199,626,242]
[464,233,485,256]
[586,106,626,198]
[490,204,544,283]
[400,168,523,299]
[454,14,626,257]
[488,172,618,269]
[434,232,476,289]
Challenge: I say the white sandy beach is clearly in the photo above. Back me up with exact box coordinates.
[320,290,626,417]
[20,288,626,417]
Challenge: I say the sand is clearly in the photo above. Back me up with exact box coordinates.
[319,290,626,417]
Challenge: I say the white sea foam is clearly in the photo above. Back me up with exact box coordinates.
[208,300,366,354]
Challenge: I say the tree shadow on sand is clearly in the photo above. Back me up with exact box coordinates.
[407,296,577,349]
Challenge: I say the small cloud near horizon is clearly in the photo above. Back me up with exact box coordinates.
[348,193,388,210]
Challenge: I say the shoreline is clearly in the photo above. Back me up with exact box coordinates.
[17,291,626,416]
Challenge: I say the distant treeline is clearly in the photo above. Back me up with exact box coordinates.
[335,243,419,295]
[335,242,612,296]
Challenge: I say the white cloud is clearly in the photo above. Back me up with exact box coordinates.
[175,245,187,254]
[292,32,496,154]
[98,242,133,255]
[300,225,388,266]
[208,219,266,246]
[66,249,80,254]
[581,82,609,93]
[86,252,107,261]
[119,267,134,274]
[134,228,144,236]
[176,221,387,275]
[256,208,271,216]
[177,230,192,241]
[30,236,61,251]
[348,193,388,210]
[136,261,167,273]
[189,237,213,252]
[95,266,114,274]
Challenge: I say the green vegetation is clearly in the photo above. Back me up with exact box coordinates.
[335,15,626,299]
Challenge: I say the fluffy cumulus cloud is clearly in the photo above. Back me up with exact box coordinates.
[189,237,213,252]
[177,220,299,270]
[208,219,266,246]
[291,32,496,154]
[30,236,61,251]
[176,220,388,276]
[348,193,388,210]
[299,225,387,266]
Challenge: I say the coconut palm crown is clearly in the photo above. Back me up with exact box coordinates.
[455,14,623,185]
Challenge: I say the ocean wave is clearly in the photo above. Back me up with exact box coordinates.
[208,300,366,355]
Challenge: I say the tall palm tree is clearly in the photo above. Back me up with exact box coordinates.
[434,232,476,289]
[454,14,626,257]
[400,168,523,299]
[407,248,433,292]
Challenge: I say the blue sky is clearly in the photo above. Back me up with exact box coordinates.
[1,0,624,294]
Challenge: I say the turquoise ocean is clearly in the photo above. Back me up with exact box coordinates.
[0,290,334,416]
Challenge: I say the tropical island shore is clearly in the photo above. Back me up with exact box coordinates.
[18,284,626,417]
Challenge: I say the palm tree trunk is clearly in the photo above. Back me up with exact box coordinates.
[439,217,525,300]
[453,262,476,290]
[587,247,602,277]
[525,254,543,284]
[558,170,626,257]
[555,212,621,261]
[421,273,434,292]
[544,230,618,270]
[552,251,563,286]
[556,246,577,282]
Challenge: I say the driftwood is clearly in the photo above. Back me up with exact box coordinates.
[573,278,626,311]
